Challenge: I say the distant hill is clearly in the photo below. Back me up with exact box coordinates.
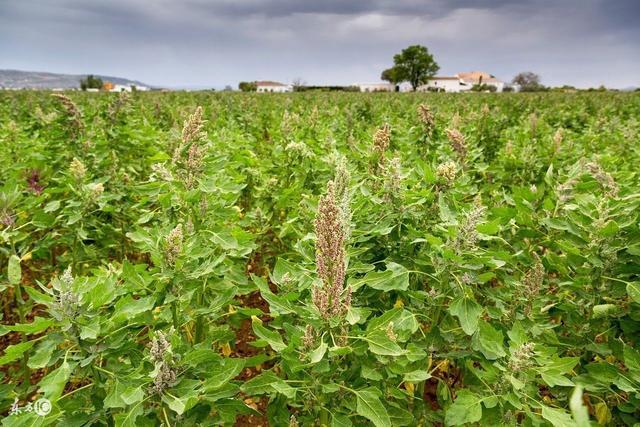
[0,69,151,89]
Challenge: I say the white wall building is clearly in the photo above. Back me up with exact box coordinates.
[419,77,470,93]
[256,81,293,93]
[110,84,149,92]
[355,82,414,92]
[457,71,504,92]
[419,71,505,93]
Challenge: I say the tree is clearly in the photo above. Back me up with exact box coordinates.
[79,74,103,91]
[238,81,257,92]
[512,72,543,92]
[292,78,307,92]
[380,67,401,86]
[382,45,439,91]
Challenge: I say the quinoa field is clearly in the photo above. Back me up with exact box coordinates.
[1,91,640,426]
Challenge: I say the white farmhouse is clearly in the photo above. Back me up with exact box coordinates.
[420,76,470,93]
[419,71,504,93]
[457,71,504,92]
[355,82,414,92]
[110,84,149,92]
[256,81,292,93]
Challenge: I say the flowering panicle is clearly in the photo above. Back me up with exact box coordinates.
[165,224,183,266]
[436,161,457,185]
[445,128,467,160]
[450,112,461,129]
[508,342,535,372]
[0,209,14,228]
[52,267,80,322]
[529,113,538,138]
[88,182,104,200]
[455,197,486,250]
[553,128,563,153]
[523,254,544,298]
[312,181,351,319]
[417,104,435,135]
[149,331,178,394]
[51,93,83,137]
[70,158,87,180]
[173,106,208,188]
[373,124,391,155]
[108,91,130,121]
[333,157,352,239]
[586,162,618,197]
[150,163,173,182]
[285,141,313,158]
[383,157,402,203]
[181,106,206,145]
[302,325,316,349]
[281,110,299,137]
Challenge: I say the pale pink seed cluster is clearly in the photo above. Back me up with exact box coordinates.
[51,93,83,136]
[149,331,177,394]
[312,181,351,319]
[417,104,435,134]
[445,128,467,160]
[373,124,391,155]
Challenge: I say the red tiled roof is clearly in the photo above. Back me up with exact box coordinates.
[456,71,500,84]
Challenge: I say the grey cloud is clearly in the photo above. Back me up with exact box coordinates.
[0,0,637,88]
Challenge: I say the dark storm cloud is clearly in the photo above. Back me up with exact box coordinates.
[0,0,638,88]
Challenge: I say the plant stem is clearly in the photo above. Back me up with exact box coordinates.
[13,279,30,386]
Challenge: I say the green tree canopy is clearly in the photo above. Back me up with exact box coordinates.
[238,81,257,92]
[382,45,439,91]
[512,72,544,92]
[79,74,103,91]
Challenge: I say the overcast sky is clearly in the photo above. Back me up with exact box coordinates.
[1,0,638,88]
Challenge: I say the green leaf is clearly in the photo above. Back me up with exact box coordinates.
[0,340,35,365]
[445,390,482,426]
[626,282,640,304]
[332,414,353,427]
[114,401,143,427]
[121,385,144,405]
[623,345,640,380]
[28,338,58,369]
[541,406,574,427]
[367,330,406,356]
[110,295,154,324]
[592,304,619,318]
[473,320,506,360]
[403,370,431,382]
[449,298,482,335]
[203,358,244,391]
[39,360,73,400]
[8,255,21,285]
[355,388,391,427]
[309,341,328,364]
[351,262,409,291]
[251,316,287,351]
[10,317,54,334]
